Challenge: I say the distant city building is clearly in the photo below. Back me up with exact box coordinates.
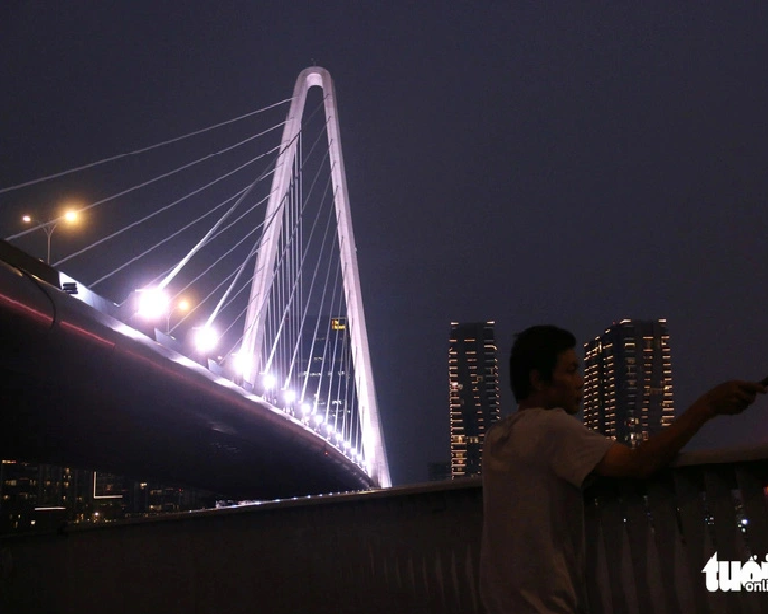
[449,322,500,478]
[0,460,217,534]
[583,319,675,447]
[1,461,95,532]
[427,461,451,482]
[298,315,356,436]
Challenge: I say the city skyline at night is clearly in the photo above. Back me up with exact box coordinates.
[1,3,767,487]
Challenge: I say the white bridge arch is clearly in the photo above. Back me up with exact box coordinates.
[242,67,390,488]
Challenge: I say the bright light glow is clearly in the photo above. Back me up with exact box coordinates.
[215,377,239,389]
[313,414,323,425]
[343,440,351,449]
[63,210,79,224]
[283,389,296,404]
[114,323,148,340]
[137,288,170,320]
[326,424,333,433]
[263,373,276,390]
[177,298,191,312]
[194,326,219,354]
[301,402,311,414]
[172,355,200,369]
[335,432,343,441]
[21,214,31,223]
[234,350,252,376]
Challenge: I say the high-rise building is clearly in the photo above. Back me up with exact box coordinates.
[298,315,356,434]
[449,322,500,478]
[583,319,675,447]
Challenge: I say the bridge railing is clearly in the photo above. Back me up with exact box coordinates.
[585,445,768,614]
[1,445,767,613]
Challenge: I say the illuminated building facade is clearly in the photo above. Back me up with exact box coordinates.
[583,319,675,447]
[449,322,500,478]
[0,460,217,534]
[0,461,91,532]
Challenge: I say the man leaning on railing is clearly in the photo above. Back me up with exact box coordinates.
[479,325,766,614]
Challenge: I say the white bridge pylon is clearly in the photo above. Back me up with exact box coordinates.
[242,67,391,488]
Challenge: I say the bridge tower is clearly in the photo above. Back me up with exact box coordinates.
[242,67,390,488]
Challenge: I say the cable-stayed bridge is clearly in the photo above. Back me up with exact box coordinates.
[4,67,768,614]
[0,67,390,500]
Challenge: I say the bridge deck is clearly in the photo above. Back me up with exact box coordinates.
[0,251,371,499]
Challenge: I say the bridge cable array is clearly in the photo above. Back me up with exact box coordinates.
[0,98,291,196]
[2,86,368,472]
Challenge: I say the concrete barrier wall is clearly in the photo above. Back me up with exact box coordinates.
[0,480,485,614]
[3,448,768,614]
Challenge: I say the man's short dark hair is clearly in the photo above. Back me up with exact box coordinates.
[509,325,577,403]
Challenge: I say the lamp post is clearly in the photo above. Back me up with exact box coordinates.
[21,209,80,264]
[167,298,191,334]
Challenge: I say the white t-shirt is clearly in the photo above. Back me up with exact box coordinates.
[480,408,614,614]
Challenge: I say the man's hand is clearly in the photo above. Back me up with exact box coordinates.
[693,380,767,418]
[595,379,766,479]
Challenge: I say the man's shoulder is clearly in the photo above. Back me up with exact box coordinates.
[516,407,576,427]
[521,408,611,450]
[487,408,569,437]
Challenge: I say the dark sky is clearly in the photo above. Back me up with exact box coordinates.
[2,2,768,486]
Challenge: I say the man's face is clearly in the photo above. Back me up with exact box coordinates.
[540,348,583,414]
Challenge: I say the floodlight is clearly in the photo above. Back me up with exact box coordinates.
[263,373,276,390]
[194,326,219,354]
[233,350,252,376]
[137,288,170,320]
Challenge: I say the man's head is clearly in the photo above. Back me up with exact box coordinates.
[509,325,583,414]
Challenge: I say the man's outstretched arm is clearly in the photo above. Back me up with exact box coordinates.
[594,380,766,479]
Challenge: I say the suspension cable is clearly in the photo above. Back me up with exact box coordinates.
[281,172,334,388]
[167,193,279,306]
[261,152,332,378]
[157,104,332,289]
[8,124,284,243]
[52,147,277,267]
[320,261,343,427]
[0,98,291,195]
[90,184,253,287]
[270,171,333,388]
[157,166,273,291]
[299,201,338,407]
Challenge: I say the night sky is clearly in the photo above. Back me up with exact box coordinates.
[1,2,767,487]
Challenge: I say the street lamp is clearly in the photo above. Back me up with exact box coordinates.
[21,208,81,264]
